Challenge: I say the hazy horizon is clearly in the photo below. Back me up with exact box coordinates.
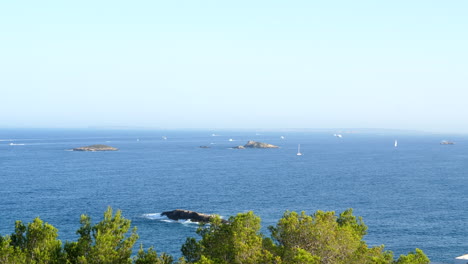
[0,126,463,136]
[1,1,467,133]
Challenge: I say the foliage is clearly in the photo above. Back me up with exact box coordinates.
[64,207,139,264]
[394,249,430,264]
[267,209,394,264]
[184,209,428,264]
[182,212,274,264]
[134,245,174,264]
[6,217,64,264]
[0,207,430,264]
[0,236,27,264]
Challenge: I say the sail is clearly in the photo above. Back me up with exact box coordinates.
[297,144,302,155]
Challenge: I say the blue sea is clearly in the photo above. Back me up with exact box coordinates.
[1,129,467,263]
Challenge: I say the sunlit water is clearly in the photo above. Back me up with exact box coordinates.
[0,129,467,263]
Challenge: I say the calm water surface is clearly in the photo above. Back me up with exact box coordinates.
[0,129,467,263]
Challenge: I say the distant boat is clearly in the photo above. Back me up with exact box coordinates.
[394,140,398,147]
[334,134,343,138]
[162,136,167,140]
[228,139,234,142]
[296,144,302,156]
[280,136,285,139]
[440,140,454,145]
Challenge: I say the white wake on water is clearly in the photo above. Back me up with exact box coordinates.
[142,213,199,225]
[142,213,225,226]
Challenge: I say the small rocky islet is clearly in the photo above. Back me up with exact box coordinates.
[72,141,278,151]
[233,140,279,149]
[72,144,118,151]
[161,209,228,224]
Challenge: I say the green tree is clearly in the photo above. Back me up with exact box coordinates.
[134,245,174,264]
[64,206,138,264]
[290,248,320,264]
[394,248,429,264]
[64,214,93,263]
[181,238,202,263]
[0,236,27,264]
[336,209,367,237]
[2,217,64,264]
[0,207,431,264]
[182,212,273,264]
[269,210,395,264]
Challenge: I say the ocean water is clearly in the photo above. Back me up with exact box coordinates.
[0,129,467,263]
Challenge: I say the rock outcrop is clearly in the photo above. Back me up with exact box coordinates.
[243,141,279,148]
[161,209,227,223]
[72,144,118,151]
[232,145,245,149]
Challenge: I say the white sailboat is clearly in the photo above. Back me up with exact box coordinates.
[296,144,302,156]
[394,140,398,147]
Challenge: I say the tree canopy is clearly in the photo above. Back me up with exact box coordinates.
[0,207,430,264]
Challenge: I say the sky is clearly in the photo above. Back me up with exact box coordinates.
[1,1,467,133]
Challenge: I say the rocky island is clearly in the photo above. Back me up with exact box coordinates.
[238,140,279,149]
[161,209,227,223]
[72,144,118,151]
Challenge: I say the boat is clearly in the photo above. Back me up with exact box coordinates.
[455,254,468,264]
[229,139,234,142]
[440,140,454,145]
[394,140,398,147]
[296,144,302,156]
[334,134,343,138]
[280,136,285,139]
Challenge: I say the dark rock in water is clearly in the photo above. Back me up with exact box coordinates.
[199,145,211,148]
[72,144,118,151]
[243,141,279,148]
[161,209,227,223]
[232,145,245,149]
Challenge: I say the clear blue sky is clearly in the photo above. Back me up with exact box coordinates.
[1,1,467,132]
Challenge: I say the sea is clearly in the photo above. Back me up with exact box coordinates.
[0,128,467,263]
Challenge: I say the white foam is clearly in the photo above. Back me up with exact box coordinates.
[142,213,209,225]
[142,213,167,220]
[181,219,198,225]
